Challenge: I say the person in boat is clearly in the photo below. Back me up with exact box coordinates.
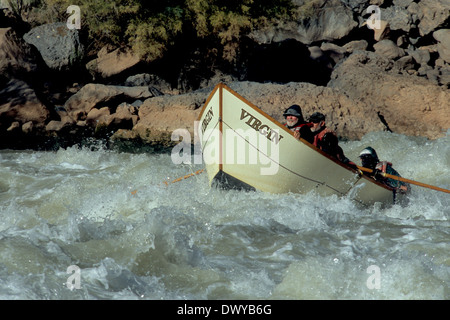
[309,112,332,147]
[309,112,357,168]
[359,146,409,193]
[283,104,314,144]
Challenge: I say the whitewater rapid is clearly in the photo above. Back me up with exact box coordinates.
[0,131,448,299]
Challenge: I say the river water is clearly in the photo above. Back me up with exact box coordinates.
[0,131,448,300]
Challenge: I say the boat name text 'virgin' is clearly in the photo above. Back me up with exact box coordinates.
[240,109,284,144]
[201,107,214,134]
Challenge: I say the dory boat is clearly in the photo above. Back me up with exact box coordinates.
[197,83,404,207]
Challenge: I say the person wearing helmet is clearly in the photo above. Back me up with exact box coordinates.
[359,147,379,170]
[359,146,409,193]
[308,112,357,169]
[283,104,314,144]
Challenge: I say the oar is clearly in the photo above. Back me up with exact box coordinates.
[130,169,205,195]
[163,169,205,186]
[356,165,450,194]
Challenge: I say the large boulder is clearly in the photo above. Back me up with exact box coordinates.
[63,83,156,121]
[128,89,207,146]
[23,22,84,71]
[373,39,405,60]
[413,0,450,37]
[86,46,141,80]
[46,83,157,133]
[249,0,358,45]
[381,5,413,33]
[124,73,173,95]
[328,51,450,139]
[433,29,450,64]
[0,79,49,133]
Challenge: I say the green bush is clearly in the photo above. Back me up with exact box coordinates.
[30,0,139,54]
[30,0,296,63]
[5,0,39,16]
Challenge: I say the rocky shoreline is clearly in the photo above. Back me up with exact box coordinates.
[1,1,449,151]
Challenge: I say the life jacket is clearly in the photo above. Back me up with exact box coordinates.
[285,122,312,132]
[285,122,314,144]
[312,126,331,147]
[375,161,409,192]
[375,161,392,174]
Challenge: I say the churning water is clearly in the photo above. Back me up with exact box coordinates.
[0,131,448,300]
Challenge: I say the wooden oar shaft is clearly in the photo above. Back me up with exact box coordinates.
[163,169,205,186]
[356,165,450,194]
[130,169,205,194]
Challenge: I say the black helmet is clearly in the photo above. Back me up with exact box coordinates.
[359,146,379,162]
[283,104,303,119]
[309,112,325,123]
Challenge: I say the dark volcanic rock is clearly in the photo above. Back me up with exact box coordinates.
[23,22,84,71]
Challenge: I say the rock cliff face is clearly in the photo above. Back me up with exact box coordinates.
[120,79,448,147]
[328,51,449,139]
[0,0,449,149]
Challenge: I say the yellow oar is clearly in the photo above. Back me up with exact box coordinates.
[357,166,450,194]
[163,169,205,186]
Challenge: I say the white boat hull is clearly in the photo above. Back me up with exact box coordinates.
[197,83,399,207]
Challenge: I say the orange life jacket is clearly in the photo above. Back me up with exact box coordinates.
[285,122,312,132]
[311,126,336,148]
